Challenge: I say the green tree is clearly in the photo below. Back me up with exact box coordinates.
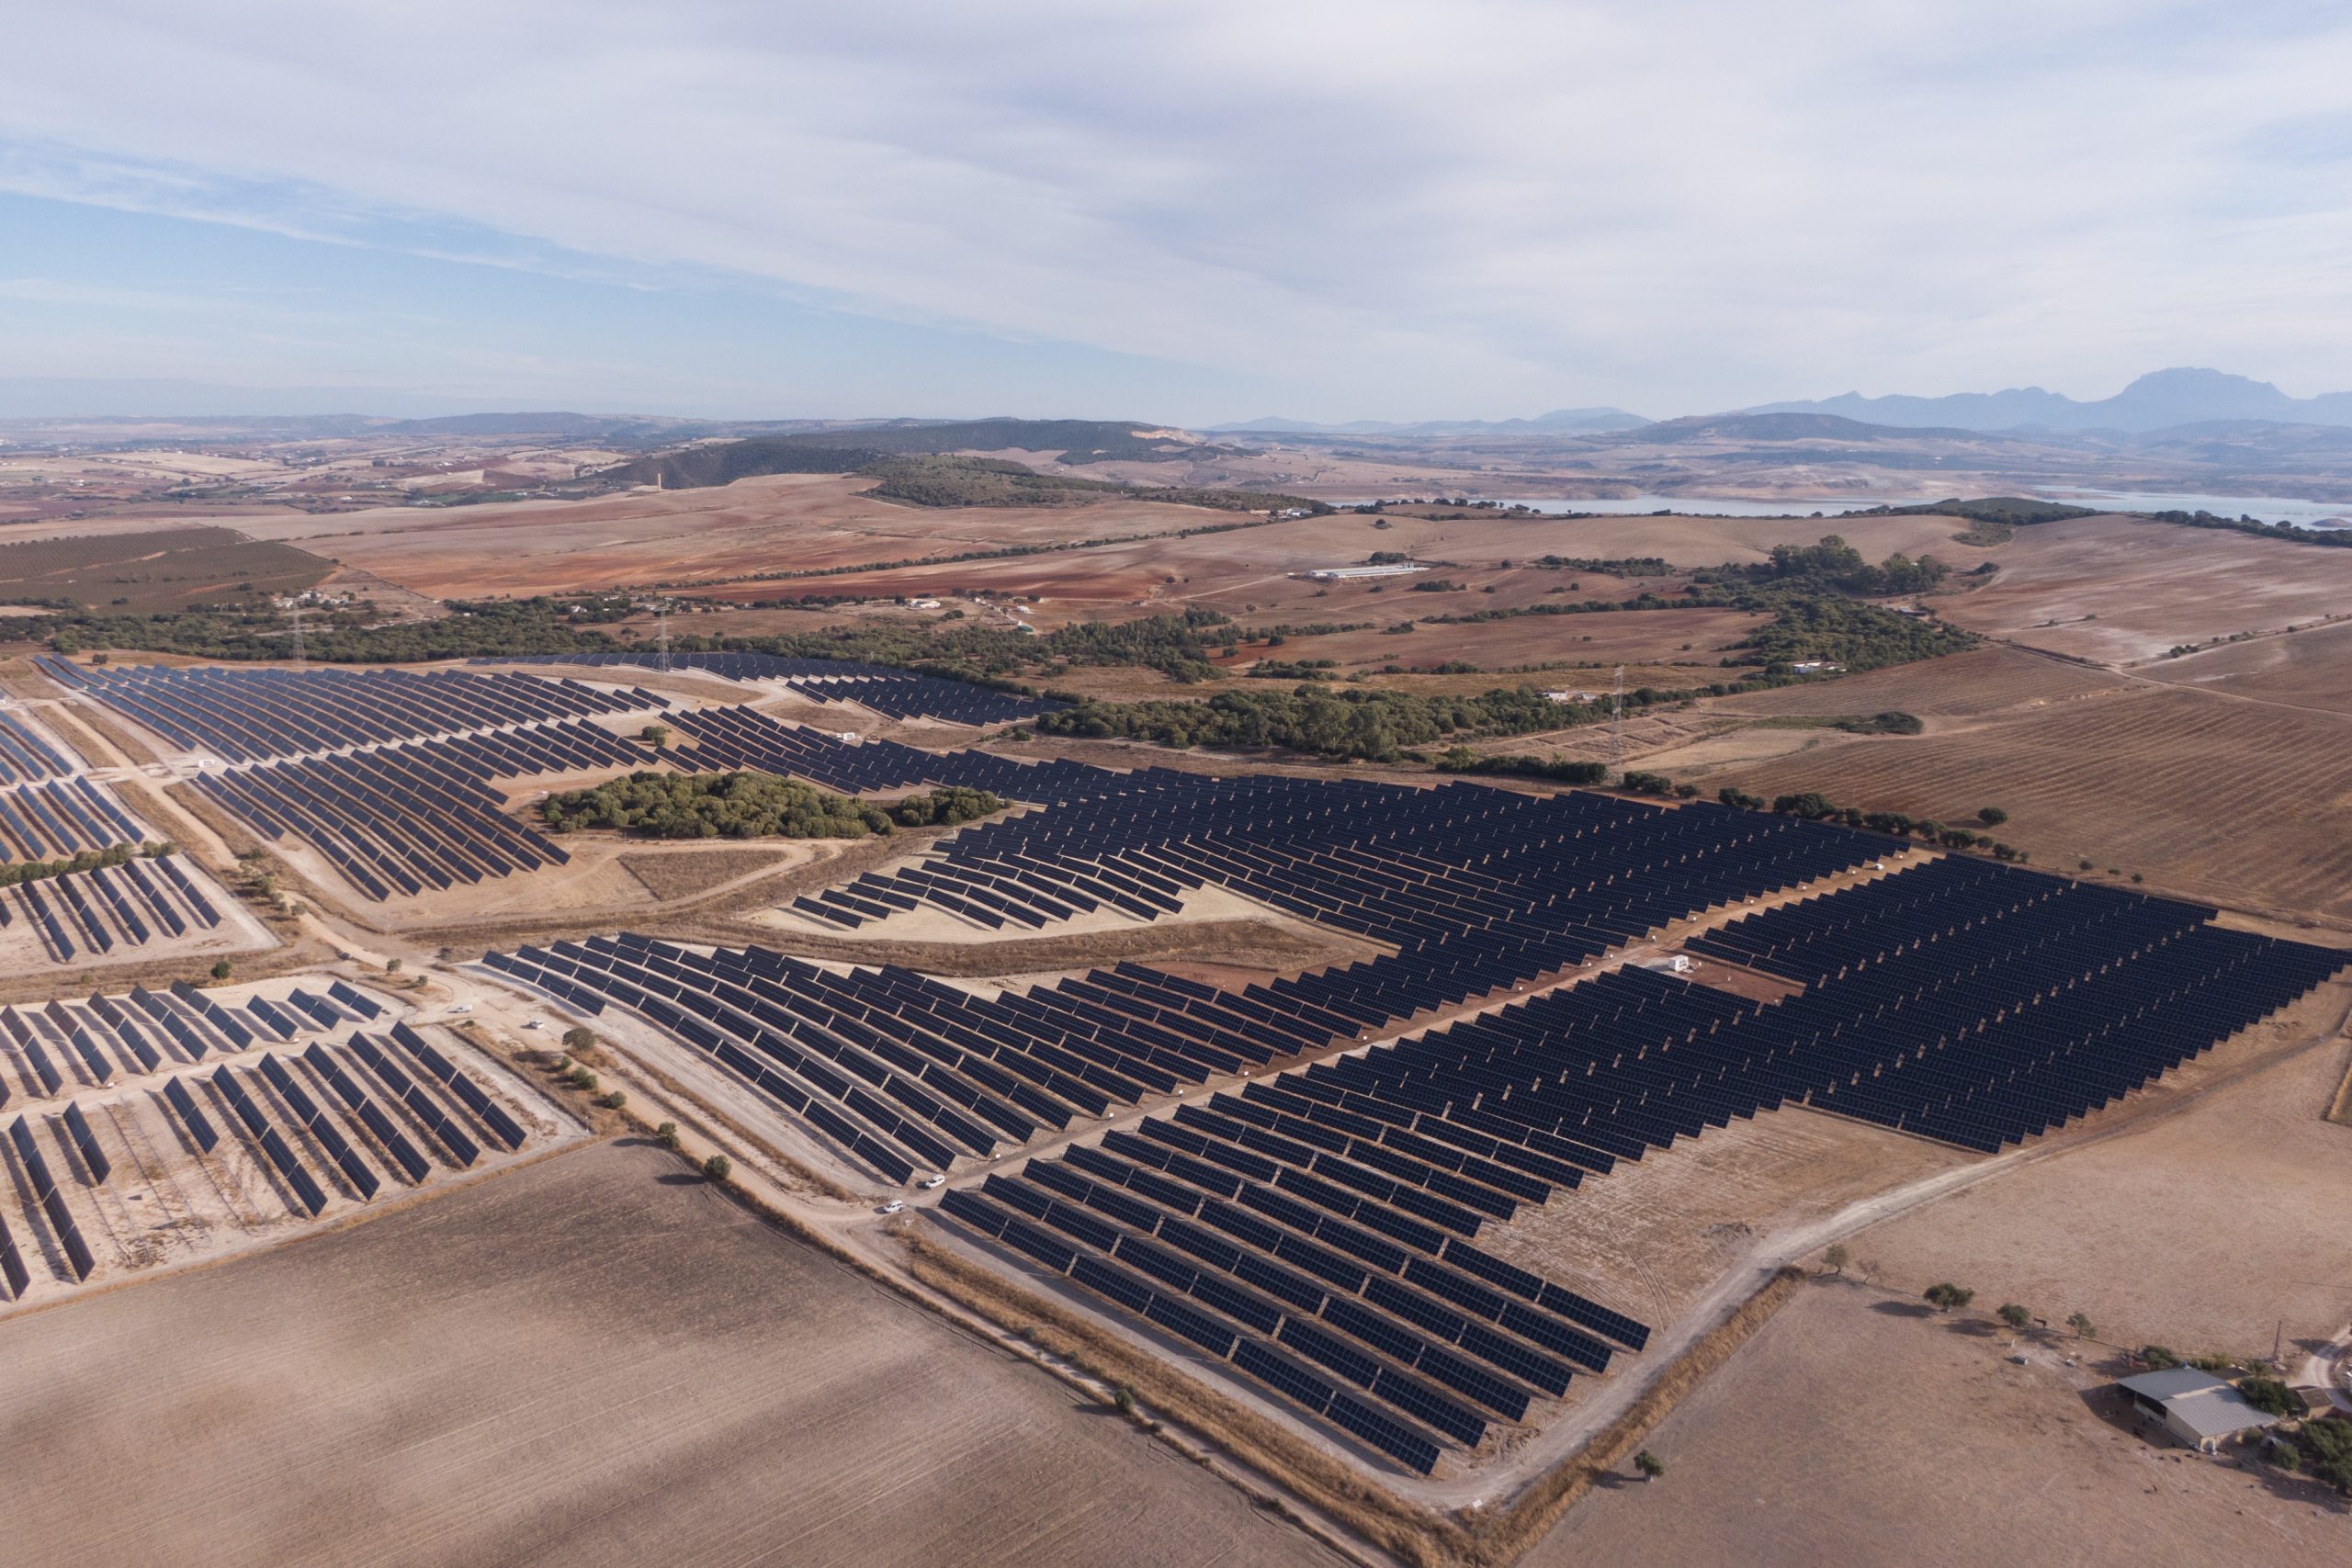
[1978,806,2008,825]
[640,722,671,746]
[1634,1450,1666,1482]
[1997,1303,2031,1330]
[209,957,233,982]
[1924,1282,1973,1313]
[701,1154,732,1183]
[1822,1244,1849,1275]
[655,1122,681,1151]
[2066,1312,2095,1339]
[2137,1345,2182,1371]
[2236,1377,2296,1418]
[561,1025,596,1054]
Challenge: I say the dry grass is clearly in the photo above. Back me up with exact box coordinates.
[616,846,793,901]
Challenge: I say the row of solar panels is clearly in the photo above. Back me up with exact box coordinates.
[0,776,144,865]
[6,852,221,963]
[0,706,74,784]
[40,657,665,763]
[482,651,1061,727]
[481,936,1364,1184]
[937,1090,1647,1473]
[0,978,385,1108]
[0,1024,526,1298]
[190,721,642,901]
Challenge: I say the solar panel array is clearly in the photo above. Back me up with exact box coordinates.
[481,650,1063,727]
[0,993,536,1297]
[484,936,1342,1182]
[0,706,74,783]
[1681,856,2349,1150]
[191,720,646,900]
[0,776,145,862]
[3,853,222,962]
[0,978,390,1105]
[39,657,663,762]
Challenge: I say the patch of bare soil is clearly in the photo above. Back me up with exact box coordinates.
[618,845,793,900]
[0,1140,1344,1568]
[1530,1283,2351,1568]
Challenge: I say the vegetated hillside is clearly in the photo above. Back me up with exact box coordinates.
[601,419,1251,490]
[773,418,1244,464]
[600,441,889,489]
[1843,496,2100,525]
[861,455,1321,513]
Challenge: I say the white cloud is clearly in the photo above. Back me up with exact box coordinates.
[3,0,2350,416]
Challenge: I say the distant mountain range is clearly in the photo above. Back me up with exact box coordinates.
[1746,368,2352,434]
[1207,408,1651,436]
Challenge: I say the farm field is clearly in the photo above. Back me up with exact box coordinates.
[0,524,333,611]
[1705,644,2127,721]
[2143,616,2352,715]
[1529,1282,2352,1568]
[223,475,1264,598]
[0,1139,1344,1568]
[698,504,1973,625]
[1937,514,2352,664]
[1706,684,2352,925]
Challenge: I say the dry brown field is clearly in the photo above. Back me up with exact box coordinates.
[1258,605,1766,674]
[0,524,333,611]
[1938,514,2352,664]
[2143,616,2352,715]
[1706,644,2127,720]
[0,1139,1343,1568]
[1530,1283,2352,1568]
[1706,684,2352,924]
[222,475,1262,598]
[1479,1106,1966,1335]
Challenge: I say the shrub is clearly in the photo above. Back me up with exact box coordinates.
[2237,1376,2296,1418]
[655,1121,681,1151]
[1924,1282,1973,1312]
[701,1154,732,1183]
[2137,1345,2182,1370]
[2067,1312,2095,1338]
[567,1066,598,1092]
[594,1089,628,1110]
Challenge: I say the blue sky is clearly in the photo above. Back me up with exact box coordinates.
[4,1,2350,423]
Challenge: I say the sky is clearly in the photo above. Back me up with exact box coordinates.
[4,0,2351,423]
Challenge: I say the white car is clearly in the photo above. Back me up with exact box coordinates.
[879,1200,906,1214]
[449,1003,474,1014]
[523,1019,545,1031]
[920,1176,944,1189]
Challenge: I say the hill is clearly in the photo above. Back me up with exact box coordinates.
[1623,412,1977,445]
[1752,367,2352,433]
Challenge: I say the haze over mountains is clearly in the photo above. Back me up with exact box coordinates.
[1748,368,2352,434]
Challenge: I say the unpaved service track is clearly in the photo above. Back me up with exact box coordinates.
[0,1141,1343,1568]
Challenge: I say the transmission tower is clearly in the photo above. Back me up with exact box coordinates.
[1610,663,1626,777]
[289,604,306,667]
[656,603,672,672]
